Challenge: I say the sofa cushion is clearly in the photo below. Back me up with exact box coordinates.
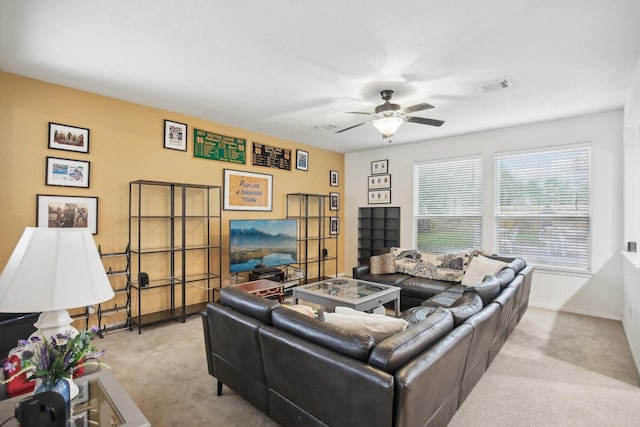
[392,248,469,282]
[461,255,506,286]
[494,267,516,290]
[399,305,439,325]
[448,293,484,326]
[368,308,454,373]
[370,252,396,274]
[396,276,454,299]
[220,286,280,325]
[324,307,409,342]
[463,275,502,306]
[361,273,411,286]
[270,306,375,362]
[422,286,465,308]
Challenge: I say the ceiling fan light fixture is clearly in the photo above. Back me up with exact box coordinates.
[373,116,404,138]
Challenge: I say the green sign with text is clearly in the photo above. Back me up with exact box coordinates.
[193,128,246,164]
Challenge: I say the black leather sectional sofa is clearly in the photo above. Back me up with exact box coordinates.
[202,256,532,427]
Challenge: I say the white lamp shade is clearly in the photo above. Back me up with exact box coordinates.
[372,116,404,138]
[0,227,114,312]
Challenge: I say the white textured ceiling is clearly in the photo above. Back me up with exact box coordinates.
[2,0,640,153]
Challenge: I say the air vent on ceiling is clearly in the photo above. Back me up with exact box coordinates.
[315,124,339,132]
[479,79,511,93]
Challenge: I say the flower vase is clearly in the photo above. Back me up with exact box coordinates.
[34,377,70,420]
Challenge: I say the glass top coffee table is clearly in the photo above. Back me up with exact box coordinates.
[292,278,400,316]
[0,370,150,427]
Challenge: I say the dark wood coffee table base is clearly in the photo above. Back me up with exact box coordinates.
[232,279,284,302]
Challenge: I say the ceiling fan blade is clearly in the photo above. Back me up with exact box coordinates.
[335,120,372,133]
[406,116,445,127]
[346,111,374,115]
[401,103,434,114]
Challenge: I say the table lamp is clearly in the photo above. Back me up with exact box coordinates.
[0,227,115,339]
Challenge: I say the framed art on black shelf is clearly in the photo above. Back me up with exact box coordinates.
[368,190,391,204]
[48,122,90,153]
[164,119,188,151]
[371,159,388,175]
[46,156,90,188]
[36,194,98,234]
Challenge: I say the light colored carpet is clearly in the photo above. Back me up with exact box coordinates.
[100,306,640,426]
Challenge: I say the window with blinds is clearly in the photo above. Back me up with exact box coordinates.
[494,145,591,270]
[414,157,482,252]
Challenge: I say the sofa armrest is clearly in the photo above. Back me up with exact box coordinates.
[353,265,370,278]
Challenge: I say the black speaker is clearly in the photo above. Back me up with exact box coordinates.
[322,248,328,259]
[15,391,67,427]
[139,272,149,287]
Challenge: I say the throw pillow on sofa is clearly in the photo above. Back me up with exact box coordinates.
[461,255,506,286]
[324,306,409,342]
[391,247,469,282]
[369,252,395,274]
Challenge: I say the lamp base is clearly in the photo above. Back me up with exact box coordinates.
[31,310,78,340]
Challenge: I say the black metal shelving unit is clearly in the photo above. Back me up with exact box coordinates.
[286,193,338,284]
[128,180,221,333]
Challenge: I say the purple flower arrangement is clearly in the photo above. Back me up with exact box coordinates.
[2,327,108,386]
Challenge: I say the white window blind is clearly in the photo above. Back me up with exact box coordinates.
[494,145,591,270]
[414,158,482,252]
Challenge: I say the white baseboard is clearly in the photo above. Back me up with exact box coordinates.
[622,322,640,379]
[529,301,621,321]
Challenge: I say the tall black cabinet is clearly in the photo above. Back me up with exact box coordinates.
[358,206,400,265]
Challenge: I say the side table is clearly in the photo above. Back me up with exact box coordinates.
[231,279,285,302]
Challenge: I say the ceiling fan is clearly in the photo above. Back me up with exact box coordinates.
[336,89,444,138]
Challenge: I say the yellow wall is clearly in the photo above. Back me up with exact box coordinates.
[0,71,344,325]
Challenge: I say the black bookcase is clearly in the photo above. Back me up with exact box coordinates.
[358,207,400,265]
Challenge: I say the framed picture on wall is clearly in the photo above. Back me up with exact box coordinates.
[370,159,388,175]
[368,189,391,204]
[368,174,391,189]
[223,169,273,211]
[164,119,188,151]
[330,170,339,187]
[329,192,340,211]
[45,156,90,188]
[48,122,90,153]
[36,194,98,234]
[329,217,339,235]
[296,149,309,171]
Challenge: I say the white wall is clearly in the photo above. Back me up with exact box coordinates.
[345,110,624,319]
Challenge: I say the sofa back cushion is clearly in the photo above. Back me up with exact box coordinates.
[448,292,483,326]
[463,275,502,306]
[271,307,375,362]
[391,247,469,282]
[368,308,454,373]
[220,286,280,325]
[494,267,516,290]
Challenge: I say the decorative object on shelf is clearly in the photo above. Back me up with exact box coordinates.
[330,170,339,187]
[193,128,246,163]
[330,216,339,235]
[252,142,292,170]
[371,159,388,175]
[368,173,391,189]
[36,194,98,234]
[48,122,90,153]
[329,192,340,211]
[223,169,273,211]
[45,156,90,188]
[296,149,309,171]
[163,119,187,151]
[0,227,114,339]
[368,189,391,204]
